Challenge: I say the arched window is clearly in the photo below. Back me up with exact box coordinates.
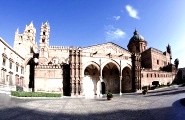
[52,57,59,65]
[41,48,44,54]
[42,38,45,43]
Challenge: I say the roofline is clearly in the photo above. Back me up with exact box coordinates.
[82,42,131,54]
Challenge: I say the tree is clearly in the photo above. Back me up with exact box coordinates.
[174,58,179,69]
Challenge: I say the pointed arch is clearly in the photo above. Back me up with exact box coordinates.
[83,61,100,73]
[101,59,120,72]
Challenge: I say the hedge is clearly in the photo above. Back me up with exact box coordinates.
[11,91,62,97]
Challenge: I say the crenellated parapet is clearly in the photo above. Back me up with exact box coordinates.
[49,46,81,50]
[49,46,70,50]
[35,65,62,69]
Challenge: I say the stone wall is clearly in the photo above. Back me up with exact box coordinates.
[141,69,173,86]
[35,65,63,92]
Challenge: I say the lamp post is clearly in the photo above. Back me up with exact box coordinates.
[29,52,39,92]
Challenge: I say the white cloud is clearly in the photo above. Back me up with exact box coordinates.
[113,16,121,21]
[125,5,140,19]
[105,25,126,41]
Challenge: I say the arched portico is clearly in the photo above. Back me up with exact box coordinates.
[122,66,132,92]
[102,62,120,94]
[83,64,100,98]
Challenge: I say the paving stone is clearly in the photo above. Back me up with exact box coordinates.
[0,87,185,120]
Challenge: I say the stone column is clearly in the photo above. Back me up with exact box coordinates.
[77,79,81,95]
[99,76,103,97]
[131,53,141,92]
[79,49,83,95]
[75,78,79,95]
[71,79,77,96]
[119,60,122,95]
[99,59,103,97]
[120,76,122,95]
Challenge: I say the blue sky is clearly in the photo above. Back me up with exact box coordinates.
[0,0,185,67]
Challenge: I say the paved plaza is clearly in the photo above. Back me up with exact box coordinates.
[0,86,185,120]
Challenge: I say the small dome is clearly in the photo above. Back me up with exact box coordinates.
[128,30,145,45]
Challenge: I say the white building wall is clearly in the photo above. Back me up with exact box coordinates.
[0,37,25,91]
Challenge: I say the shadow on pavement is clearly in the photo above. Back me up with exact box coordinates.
[144,89,185,97]
[1,100,184,120]
[0,105,170,120]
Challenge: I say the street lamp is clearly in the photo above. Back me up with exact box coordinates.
[28,51,39,92]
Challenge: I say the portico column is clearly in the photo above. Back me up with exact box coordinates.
[99,76,103,97]
[79,77,83,95]
[99,59,103,97]
[120,60,122,95]
[71,78,76,96]
[120,76,122,95]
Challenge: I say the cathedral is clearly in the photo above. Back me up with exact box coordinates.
[0,22,176,97]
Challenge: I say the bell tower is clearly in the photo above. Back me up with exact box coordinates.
[128,30,145,92]
[39,22,50,65]
[13,22,37,58]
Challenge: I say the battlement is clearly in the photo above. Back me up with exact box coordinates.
[49,46,81,50]
[35,65,62,69]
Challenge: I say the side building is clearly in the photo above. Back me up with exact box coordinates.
[0,37,25,91]
[127,30,175,88]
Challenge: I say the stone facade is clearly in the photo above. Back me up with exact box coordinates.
[0,22,176,97]
[0,37,25,91]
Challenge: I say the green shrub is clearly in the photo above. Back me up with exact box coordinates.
[11,91,61,97]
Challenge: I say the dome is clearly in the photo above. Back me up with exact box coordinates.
[128,30,145,45]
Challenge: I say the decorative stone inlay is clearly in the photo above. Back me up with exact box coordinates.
[83,42,130,55]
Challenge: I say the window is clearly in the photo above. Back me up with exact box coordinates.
[2,58,6,66]
[155,74,156,77]
[42,38,45,43]
[157,60,159,65]
[30,47,33,53]
[1,69,5,83]
[4,47,6,53]
[143,46,146,50]
[141,74,143,78]
[43,32,46,35]
[151,74,152,77]
[147,74,148,77]
[9,73,13,85]
[21,67,24,74]
[9,62,12,69]
[16,65,18,72]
